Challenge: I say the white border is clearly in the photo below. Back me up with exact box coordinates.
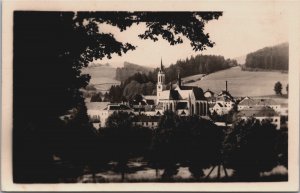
[2,0,300,191]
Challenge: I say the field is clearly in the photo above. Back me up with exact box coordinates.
[81,66,120,92]
[183,66,288,98]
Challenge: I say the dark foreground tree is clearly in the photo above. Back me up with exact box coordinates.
[13,11,222,182]
[104,111,133,181]
[223,118,278,181]
[149,111,181,180]
[183,117,222,179]
[274,81,283,95]
[149,112,222,180]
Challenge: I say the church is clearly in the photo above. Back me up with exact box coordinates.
[152,59,209,117]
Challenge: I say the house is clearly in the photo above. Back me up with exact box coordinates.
[238,97,280,113]
[210,90,236,115]
[237,106,280,130]
[87,102,133,129]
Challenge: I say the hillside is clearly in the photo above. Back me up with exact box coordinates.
[81,65,120,92]
[184,66,288,97]
[244,42,288,71]
[115,61,153,81]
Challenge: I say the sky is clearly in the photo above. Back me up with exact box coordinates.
[96,8,289,68]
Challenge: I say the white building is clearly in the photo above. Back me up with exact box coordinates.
[87,102,133,129]
[238,97,280,113]
[210,90,236,115]
[237,106,280,130]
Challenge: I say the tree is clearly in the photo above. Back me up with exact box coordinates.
[90,92,102,102]
[103,92,110,102]
[286,84,288,94]
[223,118,278,181]
[274,81,283,95]
[150,113,222,181]
[14,11,222,182]
[183,117,222,179]
[149,111,181,180]
[104,111,133,181]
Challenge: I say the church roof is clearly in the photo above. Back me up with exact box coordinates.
[170,90,180,100]
[160,85,205,100]
[192,87,206,100]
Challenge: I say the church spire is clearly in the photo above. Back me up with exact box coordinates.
[160,57,163,71]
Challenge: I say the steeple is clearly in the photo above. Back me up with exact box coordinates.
[160,57,163,71]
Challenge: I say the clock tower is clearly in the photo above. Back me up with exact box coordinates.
[157,58,166,103]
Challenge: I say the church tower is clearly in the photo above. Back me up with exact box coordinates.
[157,58,166,102]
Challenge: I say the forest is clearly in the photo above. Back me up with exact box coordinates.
[102,55,238,101]
[244,43,288,71]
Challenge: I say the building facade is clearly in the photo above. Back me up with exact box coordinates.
[155,59,208,117]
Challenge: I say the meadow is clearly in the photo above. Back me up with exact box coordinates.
[183,66,288,98]
[81,65,120,92]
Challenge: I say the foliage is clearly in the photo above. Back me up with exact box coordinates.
[149,111,222,180]
[111,54,235,101]
[245,43,288,71]
[274,81,283,95]
[115,61,153,81]
[90,92,102,102]
[103,111,153,180]
[223,118,279,180]
[13,11,222,182]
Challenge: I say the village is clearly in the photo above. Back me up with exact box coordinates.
[86,60,288,131]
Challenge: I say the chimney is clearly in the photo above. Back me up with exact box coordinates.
[226,80,228,92]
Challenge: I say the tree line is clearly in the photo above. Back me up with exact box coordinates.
[244,42,288,71]
[90,55,237,102]
[60,111,287,182]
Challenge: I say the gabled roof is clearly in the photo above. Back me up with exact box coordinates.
[237,106,279,117]
[170,90,180,100]
[192,87,205,100]
[218,90,234,98]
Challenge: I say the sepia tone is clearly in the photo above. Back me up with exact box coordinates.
[1,0,299,192]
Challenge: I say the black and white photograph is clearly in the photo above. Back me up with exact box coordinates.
[1,0,299,191]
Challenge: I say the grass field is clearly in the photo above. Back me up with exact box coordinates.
[183,66,288,98]
[81,66,120,91]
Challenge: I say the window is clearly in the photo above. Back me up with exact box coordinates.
[275,119,278,122]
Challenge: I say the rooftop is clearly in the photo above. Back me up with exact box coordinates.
[86,102,110,110]
[237,106,279,117]
[239,98,278,106]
